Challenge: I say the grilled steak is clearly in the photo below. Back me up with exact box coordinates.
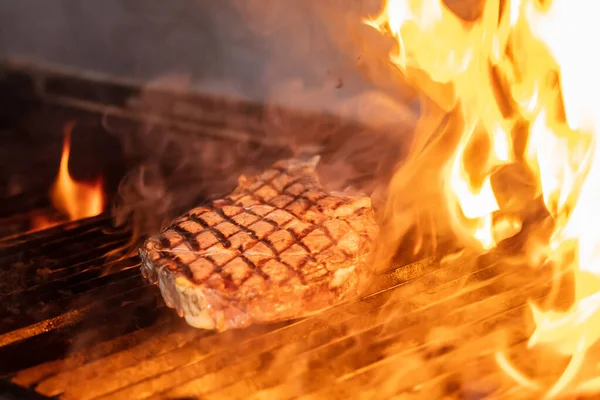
[139,156,379,331]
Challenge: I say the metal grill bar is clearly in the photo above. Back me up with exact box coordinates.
[0,214,155,376]
[0,285,161,377]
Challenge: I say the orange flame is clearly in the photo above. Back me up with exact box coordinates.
[29,213,59,232]
[369,0,600,396]
[50,122,104,221]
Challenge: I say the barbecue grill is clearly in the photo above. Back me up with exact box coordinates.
[0,61,555,399]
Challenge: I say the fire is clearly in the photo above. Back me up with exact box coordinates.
[29,122,104,231]
[368,0,600,396]
[51,122,104,221]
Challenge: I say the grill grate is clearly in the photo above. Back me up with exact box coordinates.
[0,212,551,399]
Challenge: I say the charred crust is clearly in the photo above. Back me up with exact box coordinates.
[209,259,221,272]
[286,228,316,261]
[188,213,210,229]
[281,176,303,192]
[175,259,195,281]
[238,254,270,280]
[159,250,172,261]
[189,213,231,248]
[259,217,279,229]
[158,236,171,248]
[330,198,347,210]
[223,277,238,290]
[171,225,200,251]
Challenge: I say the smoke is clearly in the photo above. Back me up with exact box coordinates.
[226,0,421,215]
[104,0,419,250]
[105,74,286,238]
[228,0,418,118]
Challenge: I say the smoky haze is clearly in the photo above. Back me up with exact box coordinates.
[0,0,417,123]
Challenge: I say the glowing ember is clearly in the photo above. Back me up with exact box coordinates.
[368,0,600,396]
[30,122,104,231]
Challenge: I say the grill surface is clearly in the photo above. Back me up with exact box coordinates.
[1,219,550,399]
[0,62,555,399]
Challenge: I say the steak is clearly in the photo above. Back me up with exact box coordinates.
[139,156,379,331]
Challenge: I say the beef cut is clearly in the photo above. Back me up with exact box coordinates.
[139,156,379,331]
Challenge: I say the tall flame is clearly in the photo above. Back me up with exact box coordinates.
[369,0,600,396]
[50,122,104,221]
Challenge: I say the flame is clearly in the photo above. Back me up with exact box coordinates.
[50,122,104,221]
[369,0,600,396]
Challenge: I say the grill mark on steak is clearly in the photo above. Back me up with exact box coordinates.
[257,235,278,256]
[158,235,171,248]
[286,228,316,261]
[213,207,282,262]
[157,248,195,281]
[213,208,258,240]
[329,198,348,210]
[315,199,344,213]
[174,259,195,281]
[320,225,345,260]
[213,205,315,281]
[222,275,238,290]
[244,169,289,202]
[308,241,336,259]
[189,214,231,248]
[239,188,334,270]
[281,176,303,192]
[207,205,301,281]
[259,236,300,278]
[188,213,210,228]
[243,208,278,229]
[260,188,324,223]
[171,225,200,252]
[239,254,270,280]
[264,216,284,228]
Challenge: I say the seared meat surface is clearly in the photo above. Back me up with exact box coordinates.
[139,156,378,331]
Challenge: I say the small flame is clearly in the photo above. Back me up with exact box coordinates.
[369,0,600,396]
[29,213,60,232]
[50,122,104,221]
